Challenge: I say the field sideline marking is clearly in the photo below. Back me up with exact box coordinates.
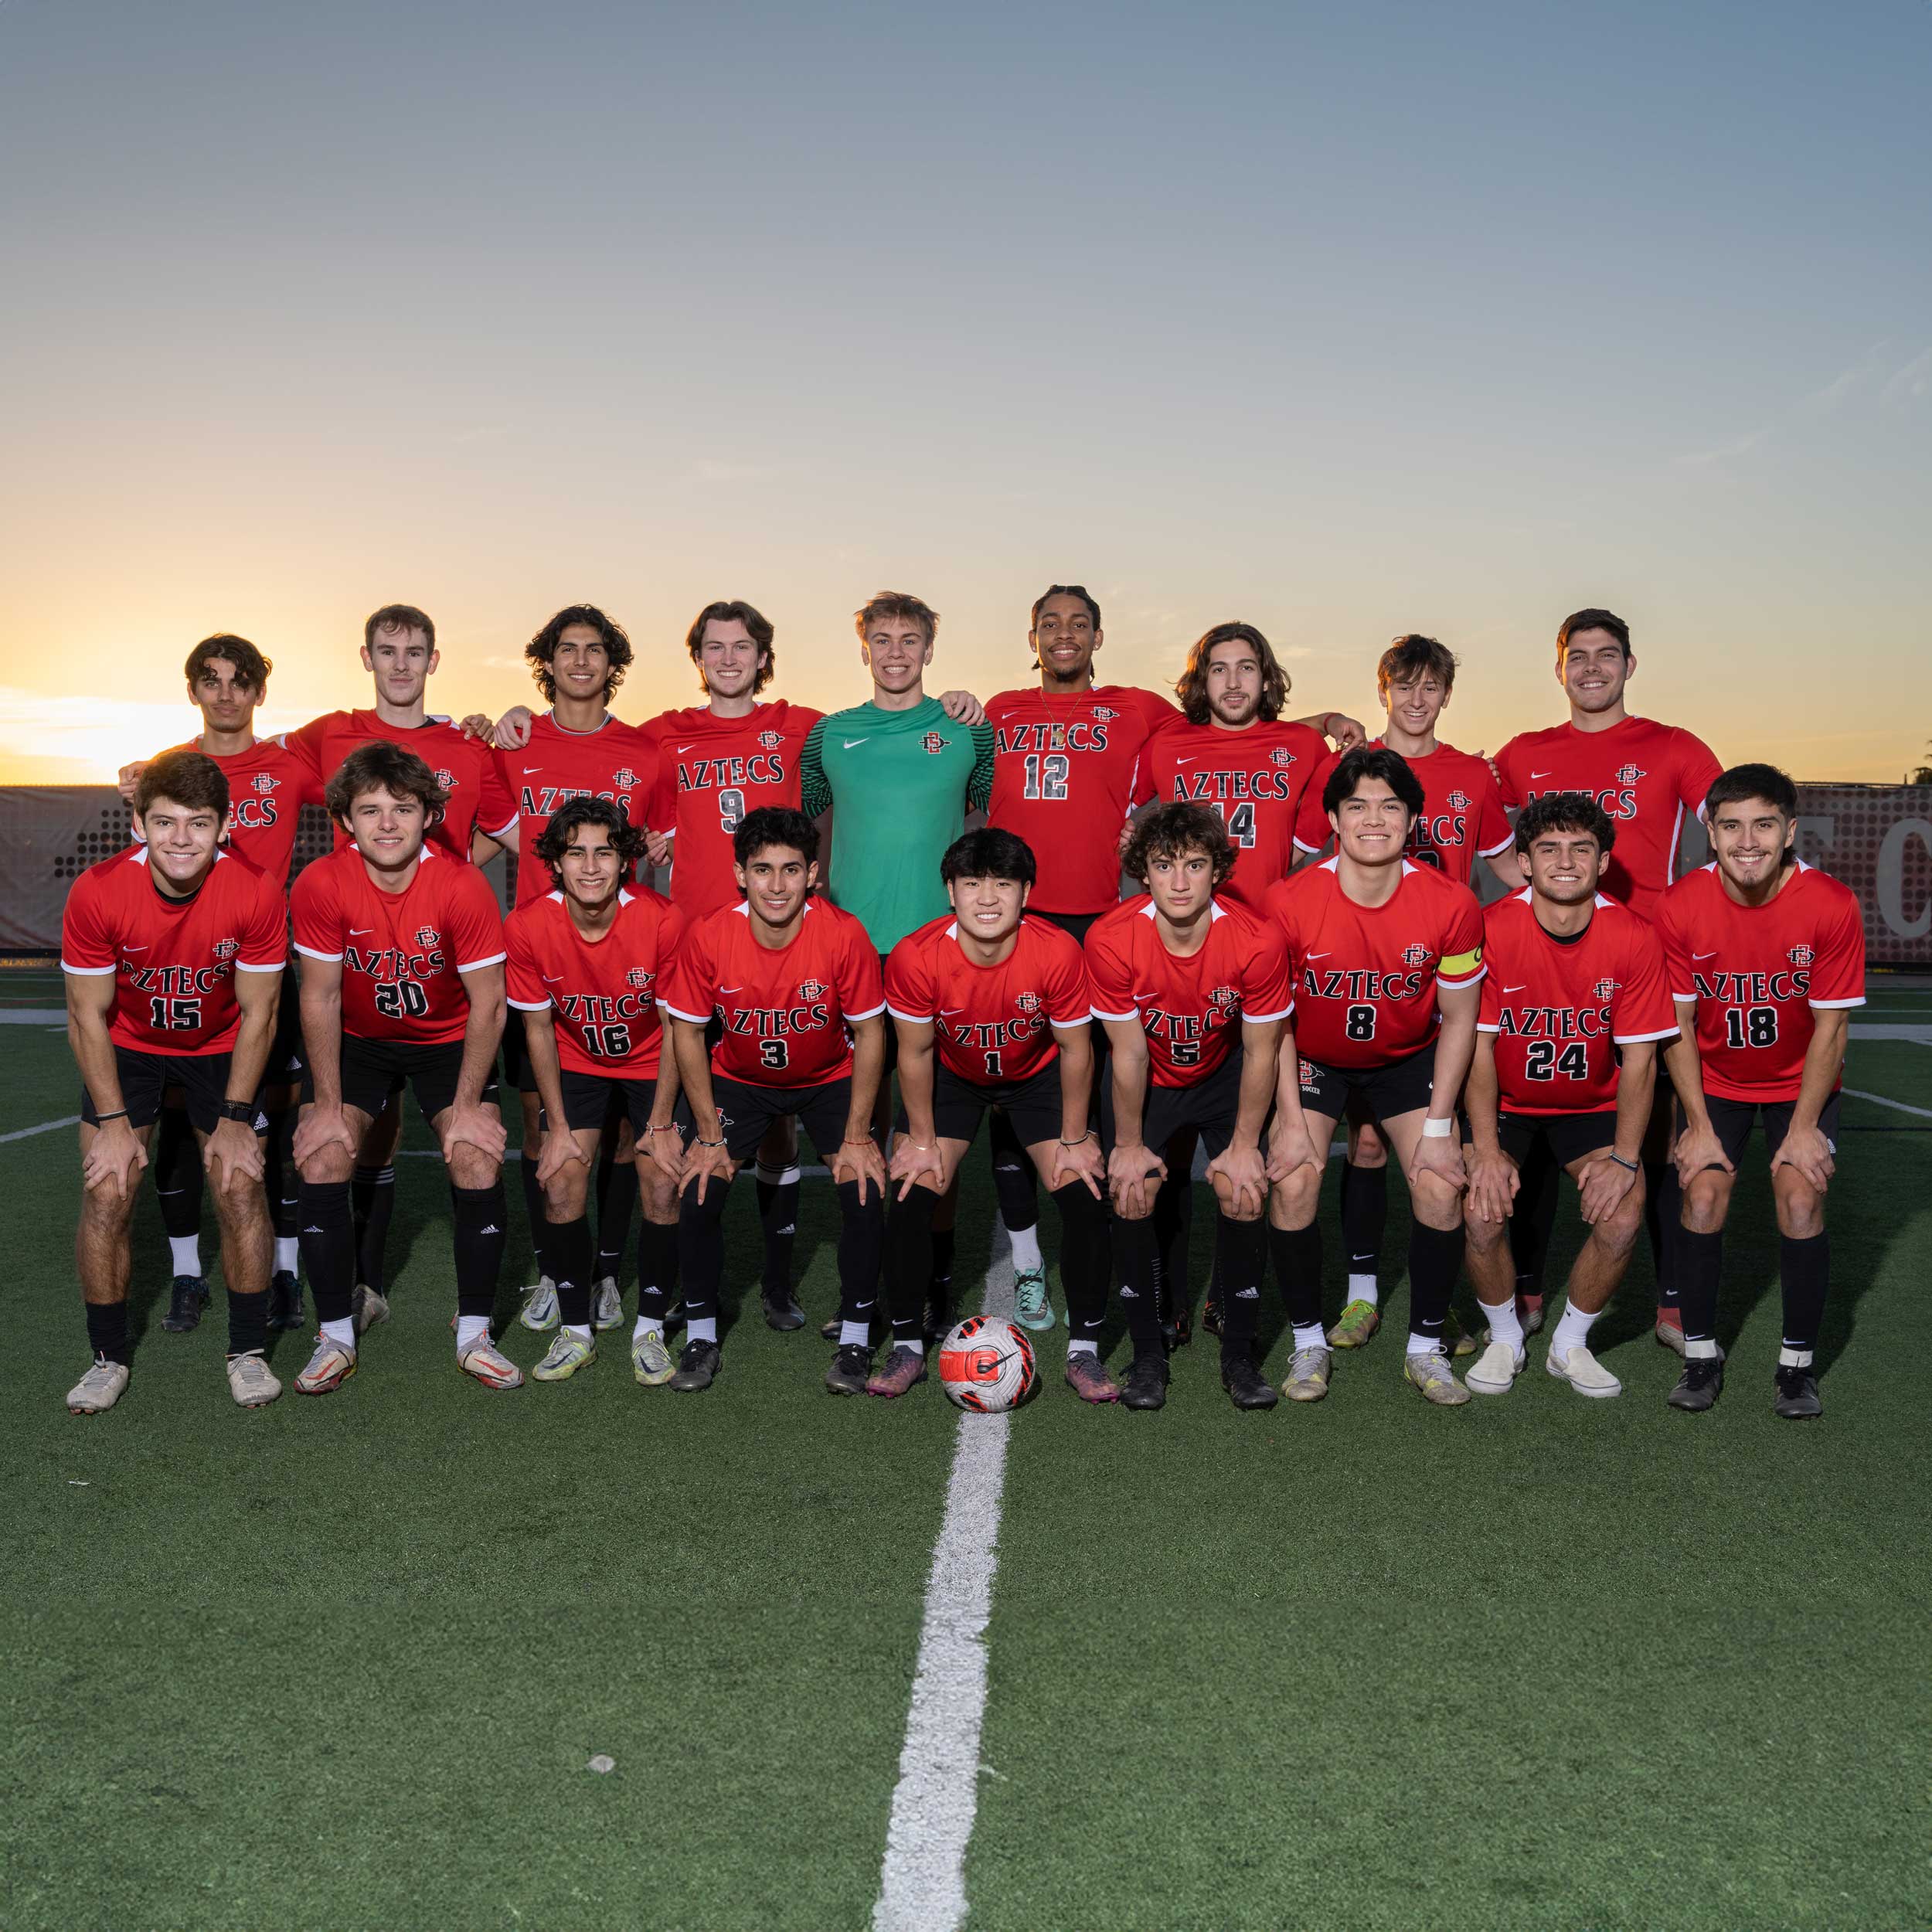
[1844,1087,1932,1121]
[0,1116,80,1144]
[872,1234,1016,1932]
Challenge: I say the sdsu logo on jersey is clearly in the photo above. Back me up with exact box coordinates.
[1400,943,1430,968]
[1447,790,1471,812]
[921,732,947,755]
[611,767,638,791]
[1270,747,1296,768]
[1614,764,1646,787]
[625,968,654,989]
[757,730,783,751]
[415,925,440,951]
[434,767,455,790]
[798,979,827,1002]
[1592,977,1617,1002]
[251,772,277,795]
[213,937,240,961]
[1091,706,1118,723]
[1015,990,1041,1014]
[1206,984,1240,1019]
[1788,944,1815,968]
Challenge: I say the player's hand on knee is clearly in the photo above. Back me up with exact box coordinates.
[1577,1153,1637,1226]
[1466,1149,1517,1225]
[205,1120,264,1192]
[681,1138,736,1203]
[1265,1120,1324,1187]
[1673,1122,1733,1188]
[534,1128,587,1189]
[1205,1143,1266,1219]
[1406,1129,1466,1195]
[293,1105,355,1170]
[1049,1133,1106,1199]
[83,1120,147,1199]
[889,1134,947,1202]
[1107,1142,1165,1219]
[440,1101,505,1165]
[835,1134,888,1204]
[642,1122,684,1184]
[1771,1126,1834,1192]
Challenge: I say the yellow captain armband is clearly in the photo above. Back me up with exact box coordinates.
[1440,945,1483,978]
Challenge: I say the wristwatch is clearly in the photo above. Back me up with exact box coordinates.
[218,1100,257,1124]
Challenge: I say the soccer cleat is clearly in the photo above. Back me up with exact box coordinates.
[1281,1345,1332,1403]
[294,1334,357,1396]
[267,1270,305,1332]
[1164,1300,1192,1352]
[1221,1353,1279,1410]
[1668,1356,1725,1412]
[1520,1292,1546,1336]
[1465,1340,1525,1396]
[225,1350,282,1408]
[1199,1293,1223,1339]
[1063,1353,1120,1403]
[1012,1267,1055,1332]
[590,1277,623,1331]
[352,1283,389,1335]
[1655,1306,1686,1356]
[868,1344,930,1399]
[1326,1299,1381,1350]
[669,1338,721,1392]
[1121,1354,1169,1411]
[66,1356,130,1415]
[1403,1349,1471,1406]
[824,1344,873,1396]
[1773,1365,1823,1420]
[1546,1342,1622,1399]
[518,1275,560,1332]
[1444,1307,1478,1359]
[818,1313,841,1342]
[631,1327,675,1386]
[162,1274,209,1334]
[457,1332,524,1390]
[664,1300,687,1336]
[761,1286,805,1332]
[532,1330,597,1382]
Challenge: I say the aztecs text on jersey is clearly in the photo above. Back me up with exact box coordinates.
[498,713,661,908]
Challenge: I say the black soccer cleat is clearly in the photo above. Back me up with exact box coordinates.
[1200,1294,1223,1340]
[761,1287,805,1332]
[267,1270,305,1332]
[668,1339,721,1393]
[162,1275,209,1334]
[1220,1352,1279,1410]
[1667,1356,1726,1413]
[1773,1365,1822,1420]
[824,1344,873,1396]
[1121,1353,1170,1412]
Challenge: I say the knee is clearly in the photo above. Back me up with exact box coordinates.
[211,1178,265,1230]
[1463,1206,1505,1248]
[79,1186,136,1233]
[1774,1174,1826,1240]
[544,1171,589,1222]
[641,1173,679,1226]
[1211,1177,1262,1223]
[1268,1171,1320,1229]
[1412,1172,1461,1229]
[448,1148,498,1192]
[1349,1125,1389,1169]
[300,1145,352,1187]
[1682,1174,1730,1234]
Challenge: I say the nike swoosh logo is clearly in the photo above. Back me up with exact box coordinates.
[1504,984,1526,993]
[719,986,743,995]
[350,928,374,936]
[1307,951,1331,961]
[843,738,869,749]
[1693,951,1717,960]
[940,1007,964,1015]
[1529,770,1553,779]
[543,974,562,982]
[124,944,148,952]
[676,743,696,752]
[1174,757,1195,766]
[522,767,542,774]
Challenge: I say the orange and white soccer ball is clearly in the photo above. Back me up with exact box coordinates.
[937,1315,1037,1413]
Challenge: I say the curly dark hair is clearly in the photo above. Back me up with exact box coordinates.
[135,748,230,823]
[185,633,272,695]
[733,805,819,869]
[1122,801,1235,889]
[533,795,648,886]
[524,604,633,705]
[685,599,776,696]
[940,827,1036,888]
[324,740,447,828]
[1321,744,1424,819]
[1173,621,1291,726]
[1512,789,1616,857]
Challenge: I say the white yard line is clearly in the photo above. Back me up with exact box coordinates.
[1843,1087,1932,1121]
[0,1115,80,1143]
[872,1236,1018,1932]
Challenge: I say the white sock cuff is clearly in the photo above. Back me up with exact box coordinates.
[1778,1345,1814,1368]
[1066,1338,1098,1358]
[754,1162,802,1187]
[1346,1273,1379,1302]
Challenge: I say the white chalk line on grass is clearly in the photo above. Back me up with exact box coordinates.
[1843,1087,1932,1121]
[872,1233,1017,1932]
[0,1115,80,1144]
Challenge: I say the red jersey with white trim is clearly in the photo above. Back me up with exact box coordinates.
[505,886,683,1080]
[1146,718,1329,911]
[1653,860,1866,1103]
[1477,891,1675,1116]
[154,737,321,886]
[1263,859,1485,1070]
[985,685,1175,915]
[644,701,822,920]
[885,913,1093,1087]
[497,713,662,909]
[1295,739,1512,887]
[283,710,520,862]
[1492,716,1722,917]
[659,896,885,1088]
[62,847,287,1056]
[1085,896,1292,1089]
[291,843,506,1046]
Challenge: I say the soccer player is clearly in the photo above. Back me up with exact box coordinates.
[1262,747,1485,1406]
[1656,764,1866,1418]
[288,742,517,1394]
[1291,634,1520,1350]
[1490,607,1723,1349]
[505,798,686,1387]
[659,808,889,1394]
[1461,794,1676,1402]
[869,828,1111,1401]
[61,750,288,1414]
[1087,803,1294,1411]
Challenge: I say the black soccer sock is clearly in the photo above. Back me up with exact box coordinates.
[1339,1160,1386,1289]
[352,1163,396,1295]
[549,1213,595,1328]
[677,1175,731,1324]
[1511,1137,1560,1295]
[264,1108,298,1243]
[928,1226,957,1303]
[887,1184,942,1342]
[298,1179,357,1324]
[1780,1233,1830,1355]
[1215,1213,1268,1364]
[517,1152,550,1281]
[1645,1159,1677,1304]
[451,1182,508,1321]
[597,1155,638,1284]
[1675,1226,1723,1345]
[154,1104,203,1244]
[1051,1181,1109,1343]
[1406,1221,1466,1345]
[85,1300,131,1366]
[636,1217,679,1325]
[1269,1222,1324,1332]
[226,1287,269,1357]
[753,1162,801,1298]
[1154,1169,1192,1323]
[1115,1215,1165,1362]
[989,1107,1040,1234]
[835,1178,886,1330]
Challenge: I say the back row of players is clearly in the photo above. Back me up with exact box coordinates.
[63,590,1863,1419]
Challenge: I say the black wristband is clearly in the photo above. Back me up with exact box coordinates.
[218,1100,258,1124]
[93,1109,128,1124]
[1607,1153,1639,1173]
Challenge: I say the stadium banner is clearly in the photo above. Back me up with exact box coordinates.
[1790,784,1932,967]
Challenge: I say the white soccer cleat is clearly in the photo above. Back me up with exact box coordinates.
[294,1333,358,1396]
[457,1332,525,1391]
[631,1328,675,1386]
[591,1277,623,1332]
[1546,1342,1622,1399]
[518,1275,560,1332]
[225,1350,283,1408]
[1465,1340,1526,1396]
[66,1356,130,1415]
[352,1284,389,1335]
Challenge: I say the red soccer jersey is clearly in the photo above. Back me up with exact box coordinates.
[496,713,661,909]
[885,913,1093,1086]
[659,896,885,1088]
[1295,738,1513,888]
[291,843,507,1046]
[1653,860,1866,1103]
[283,710,520,862]
[1263,859,1485,1070]
[1477,891,1675,1116]
[1146,718,1329,911]
[62,847,287,1056]
[985,685,1175,915]
[505,886,683,1080]
[644,700,823,920]
[152,736,321,886]
[1085,896,1293,1089]
[1492,716,1722,917]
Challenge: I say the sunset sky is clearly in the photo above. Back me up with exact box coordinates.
[2,1,1927,784]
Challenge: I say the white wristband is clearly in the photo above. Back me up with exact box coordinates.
[1420,1115,1454,1139]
